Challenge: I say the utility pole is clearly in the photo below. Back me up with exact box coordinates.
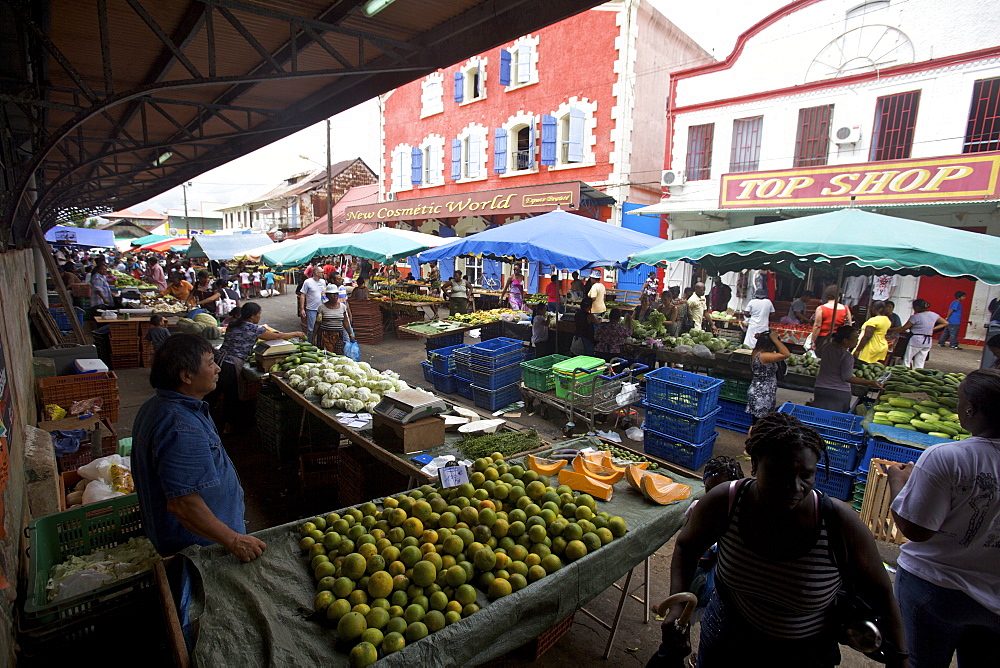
[326,118,333,234]
[182,181,193,237]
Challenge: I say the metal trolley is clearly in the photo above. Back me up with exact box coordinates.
[521,358,648,436]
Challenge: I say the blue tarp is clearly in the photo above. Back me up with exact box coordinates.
[186,233,273,260]
[45,226,115,248]
[416,209,664,271]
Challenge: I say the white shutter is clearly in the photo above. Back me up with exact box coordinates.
[431,145,442,184]
[516,44,532,84]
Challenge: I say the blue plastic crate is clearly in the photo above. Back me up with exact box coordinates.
[470,361,522,390]
[716,399,754,433]
[471,382,521,411]
[469,336,522,359]
[479,321,503,341]
[420,361,434,383]
[455,377,473,400]
[861,437,925,471]
[430,369,457,394]
[643,367,723,418]
[454,362,472,381]
[777,402,865,443]
[467,348,524,370]
[821,433,864,471]
[813,467,856,501]
[643,429,717,470]
[425,332,465,350]
[643,404,720,444]
[49,306,85,331]
[427,344,469,374]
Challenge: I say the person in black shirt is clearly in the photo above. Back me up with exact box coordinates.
[145,315,171,351]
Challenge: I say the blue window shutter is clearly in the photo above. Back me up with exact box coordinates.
[541,114,557,166]
[468,134,481,178]
[453,71,464,104]
[493,128,507,174]
[450,139,462,180]
[411,146,423,185]
[499,49,511,86]
[568,108,586,162]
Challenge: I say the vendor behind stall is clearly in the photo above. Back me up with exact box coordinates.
[781,290,813,324]
[162,271,193,302]
[132,334,266,561]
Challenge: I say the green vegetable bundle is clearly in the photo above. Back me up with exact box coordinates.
[458,430,541,459]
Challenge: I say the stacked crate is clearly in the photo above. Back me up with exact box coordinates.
[425,341,466,396]
[350,300,383,345]
[138,322,155,367]
[709,372,753,433]
[642,367,723,470]
[256,385,303,460]
[338,445,410,506]
[777,403,866,500]
[38,371,120,423]
[465,338,524,411]
[108,321,140,370]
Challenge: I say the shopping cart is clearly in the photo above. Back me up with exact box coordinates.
[521,358,648,436]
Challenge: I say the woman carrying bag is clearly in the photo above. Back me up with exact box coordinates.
[314,285,355,356]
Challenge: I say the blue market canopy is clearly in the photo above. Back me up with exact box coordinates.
[45,225,115,248]
[416,209,664,270]
[628,208,1000,284]
[186,234,274,261]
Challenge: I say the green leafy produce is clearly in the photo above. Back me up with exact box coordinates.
[110,270,156,289]
[46,536,159,602]
[458,430,541,459]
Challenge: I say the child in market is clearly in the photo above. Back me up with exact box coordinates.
[251,268,261,298]
[530,302,550,356]
[144,315,171,352]
[264,269,276,297]
[239,269,251,298]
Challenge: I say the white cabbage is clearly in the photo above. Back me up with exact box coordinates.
[355,387,372,401]
[321,396,336,409]
[303,386,318,397]
[314,382,331,395]
[322,370,338,382]
[345,398,365,413]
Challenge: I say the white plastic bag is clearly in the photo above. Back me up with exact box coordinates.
[77,454,128,483]
[693,344,714,359]
[82,479,123,505]
[626,426,644,441]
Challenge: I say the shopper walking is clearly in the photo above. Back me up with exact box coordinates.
[891,299,947,369]
[572,296,599,356]
[296,265,326,340]
[658,412,906,667]
[810,284,852,352]
[938,291,966,349]
[746,329,789,422]
[743,287,776,348]
[500,267,525,311]
[314,286,355,355]
[889,369,1000,667]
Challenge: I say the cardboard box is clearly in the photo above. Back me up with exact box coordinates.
[372,415,445,453]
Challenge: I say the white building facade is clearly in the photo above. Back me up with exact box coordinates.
[645,0,1000,342]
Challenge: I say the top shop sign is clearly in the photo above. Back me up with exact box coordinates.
[719,152,1000,208]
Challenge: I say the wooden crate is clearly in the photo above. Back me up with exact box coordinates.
[859,459,908,545]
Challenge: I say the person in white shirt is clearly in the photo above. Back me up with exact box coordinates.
[743,288,776,347]
[888,369,1000,667]
[239,271,251,298]
[297,265,327,340]
[688,282,716,333]
[588,270,606,315]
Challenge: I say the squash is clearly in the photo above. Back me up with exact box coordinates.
[201,325,221,340]
[557,469,613,501]
[640,474,691,506]
[601,455,627,473]
[528,454,567,476]
[573,454,624,485]
[625,464,650,492]
[580,450,610,464]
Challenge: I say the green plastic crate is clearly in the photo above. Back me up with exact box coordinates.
[552,356,606,399]
[520,354,570,392]
[710,373,752,404]
[24,494,152,629]
[116,437,132,457]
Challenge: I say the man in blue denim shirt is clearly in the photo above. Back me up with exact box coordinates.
[132,334,266,561]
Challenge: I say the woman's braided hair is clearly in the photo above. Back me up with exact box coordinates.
[702,456,745,483]
[745,412,828,476]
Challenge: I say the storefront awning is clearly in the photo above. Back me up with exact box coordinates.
[633,198,1000,217]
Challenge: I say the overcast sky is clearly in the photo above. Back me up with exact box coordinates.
[129,0,787,216]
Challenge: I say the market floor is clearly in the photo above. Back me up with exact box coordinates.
[110,291,978,667]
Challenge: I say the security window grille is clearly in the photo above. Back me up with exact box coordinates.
[730,116,763,172]
[793,105,833,167]
[514,126,533,171]
[869,91,920,161]
[685,124,714,181]
[964,77,1000,154]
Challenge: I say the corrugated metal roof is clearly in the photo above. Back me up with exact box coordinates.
[1,0,607,242]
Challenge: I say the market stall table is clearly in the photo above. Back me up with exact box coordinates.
[178,461,703,666]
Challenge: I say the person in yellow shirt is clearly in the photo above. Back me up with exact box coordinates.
[161,272,194,302]
[854,300,892,363]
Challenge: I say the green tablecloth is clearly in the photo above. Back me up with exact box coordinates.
[183,466,703,666]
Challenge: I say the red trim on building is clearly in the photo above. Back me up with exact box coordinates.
[672,46,1000,116]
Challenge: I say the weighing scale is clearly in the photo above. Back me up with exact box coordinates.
[373,389,448,425]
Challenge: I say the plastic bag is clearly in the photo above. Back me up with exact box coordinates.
[693,344,714,359]
[69,397,103,417]
[626,426,644,441]
[44,404,67,421]
[82,479,123,505]
[344,341,361,362]
[674,344,694,354]
[78,454,128,483]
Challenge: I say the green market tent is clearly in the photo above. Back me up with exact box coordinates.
[325,227,455,263]
[186,233,273,260]
[628,208,1000,284]
[260,233,357,267]
[130,234,172,247]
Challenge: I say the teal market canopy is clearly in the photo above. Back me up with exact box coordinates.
[321,227,455,264]
[129,234,172,246]
[416,209,664,270]
[628,209,1000,284]
[260,233,358,267]
[186,233,274,261]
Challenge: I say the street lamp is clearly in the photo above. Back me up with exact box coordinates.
[182,181,193,237]
[299,117,333,234]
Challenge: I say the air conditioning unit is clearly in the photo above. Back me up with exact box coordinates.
[661,170,685,187]
[385,192,396,201]
[833,124,862,145]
